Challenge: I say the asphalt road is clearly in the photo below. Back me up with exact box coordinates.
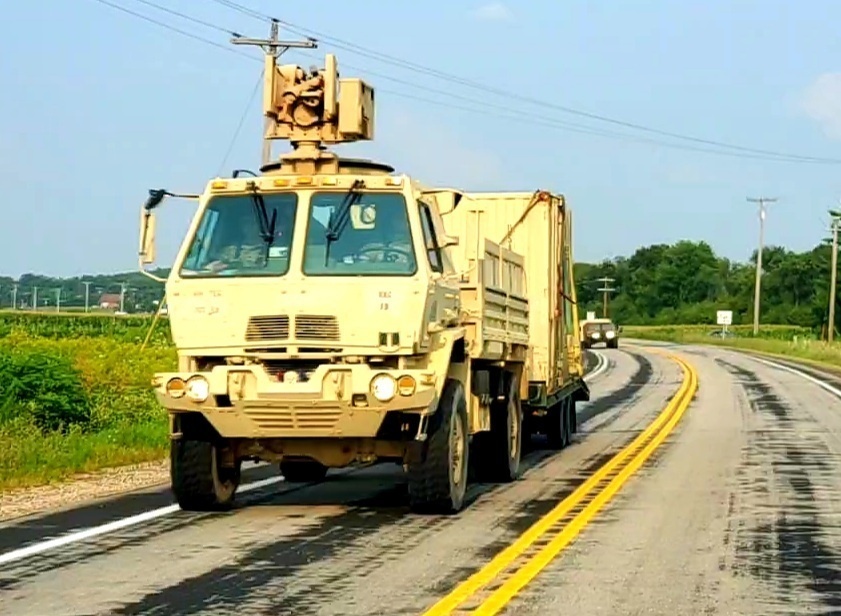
[2,342,840,615]
[504,341,841,616]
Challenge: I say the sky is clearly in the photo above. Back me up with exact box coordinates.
[3,0,841,278]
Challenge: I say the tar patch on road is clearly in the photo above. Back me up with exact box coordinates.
[577,351,653,427]
[716,358,841,614]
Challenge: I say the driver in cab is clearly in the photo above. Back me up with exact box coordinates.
[206,207,302,273]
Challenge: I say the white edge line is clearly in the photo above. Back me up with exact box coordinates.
[2,350,613,567]
[584,350,608,383]
[0,475,285,567]
[746,355,841,399]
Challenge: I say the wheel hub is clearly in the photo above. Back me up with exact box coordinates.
[508,397,519,458]
[450,411,465,486]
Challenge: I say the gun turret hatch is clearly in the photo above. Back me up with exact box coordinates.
[263,52,375,175]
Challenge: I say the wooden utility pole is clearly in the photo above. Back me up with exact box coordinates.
[747,196,777,335]
[828,209,841,342]
[596,276,616,318]
[231,20,317,166]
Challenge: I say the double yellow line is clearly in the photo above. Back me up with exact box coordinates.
[421,349,699,615]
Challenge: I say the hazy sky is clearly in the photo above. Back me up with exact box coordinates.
[3,0,841,277]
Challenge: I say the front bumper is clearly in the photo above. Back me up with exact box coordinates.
[152,363,437,439]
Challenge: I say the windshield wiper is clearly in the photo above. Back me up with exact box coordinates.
[246,181,277,264]
[324,179,365,265]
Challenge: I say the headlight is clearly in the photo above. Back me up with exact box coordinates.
[605,330,615,338]
[397,375,416,396]
[166,377,186,398]
[185,376,210,402]
[370,373,397,402]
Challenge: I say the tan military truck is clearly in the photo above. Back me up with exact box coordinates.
[137,41,589,515]
[580,317,620,349]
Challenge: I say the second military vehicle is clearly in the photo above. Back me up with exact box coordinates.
[580,317,621,349]
[137,36,589,514]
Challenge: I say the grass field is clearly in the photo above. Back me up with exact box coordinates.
[622,323,841,367]
[0,312,175,490]
[2,310,837,492]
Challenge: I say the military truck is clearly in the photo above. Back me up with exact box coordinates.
[137,39,589,515]
[580,317,620,349]
[439,190,589,448]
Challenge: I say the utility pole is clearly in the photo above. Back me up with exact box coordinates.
[11,284,17,310]
[119,283,128,313]
[55,288,61,313]
[828,209,841,342]
[32,286,38,311]
[231,20,317,166]
[596,276,616,318]
[747,196,777,335]
[83,281,92,313]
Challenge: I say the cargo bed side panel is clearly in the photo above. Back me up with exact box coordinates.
[441,191,583,398]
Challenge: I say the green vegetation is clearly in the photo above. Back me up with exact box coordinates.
[0,314,175,491]
[575,240,837,334]
[623,324,841,370]
[3,235,840,491]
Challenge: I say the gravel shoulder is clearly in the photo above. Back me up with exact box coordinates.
[0,347,675,616]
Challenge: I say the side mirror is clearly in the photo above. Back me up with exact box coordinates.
[144,188,168,211]
[440,234,460,248]
[618,326,623,333]
[139,209,157,265]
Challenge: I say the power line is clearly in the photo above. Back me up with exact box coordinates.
[129,0,243,37]
[97,0,841,164]
[216,67,264,175]
[90,0,255,60]
[207,0,841,164]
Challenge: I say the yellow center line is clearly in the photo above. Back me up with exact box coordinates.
[420,349,698,615]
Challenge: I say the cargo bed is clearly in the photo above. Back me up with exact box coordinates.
[439,189,590,413]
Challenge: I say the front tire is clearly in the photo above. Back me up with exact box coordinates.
[171,439,240,511]
[407,378,470,514]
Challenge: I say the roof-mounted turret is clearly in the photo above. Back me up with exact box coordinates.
[232,23,375,176]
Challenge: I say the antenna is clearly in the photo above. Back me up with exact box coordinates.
[231,20,318,166]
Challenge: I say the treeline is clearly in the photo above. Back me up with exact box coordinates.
[3,238,837,331]
[574,240,836,331]
[0,269,169,313]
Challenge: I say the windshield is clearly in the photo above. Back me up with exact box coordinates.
[179,193,298,278]
[584,322,615,334]
[302,191,417,276]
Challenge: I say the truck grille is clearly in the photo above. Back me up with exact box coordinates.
[245,315,290,341]
[295,315,340,341]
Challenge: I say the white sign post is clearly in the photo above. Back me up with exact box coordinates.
[716,310,733,334]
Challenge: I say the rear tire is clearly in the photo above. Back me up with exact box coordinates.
[280,458,328,483]
[474,377,522,483]
[546,397,570,450]
[171,439,240,511]
[407,378,470,514]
